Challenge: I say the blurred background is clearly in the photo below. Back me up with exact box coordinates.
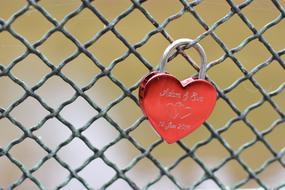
[0,0,284,189]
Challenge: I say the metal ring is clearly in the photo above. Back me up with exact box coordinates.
[159,38,207,79]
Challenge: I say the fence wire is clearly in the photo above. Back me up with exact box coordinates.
[0,0,285,189]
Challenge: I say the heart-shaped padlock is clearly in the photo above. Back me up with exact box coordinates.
[139,38,217,144]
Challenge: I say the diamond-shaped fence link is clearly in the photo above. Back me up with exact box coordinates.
[0,0,284,189]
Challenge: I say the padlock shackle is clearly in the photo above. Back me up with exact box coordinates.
[159,38,207,80]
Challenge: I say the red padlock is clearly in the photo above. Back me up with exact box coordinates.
[139,39,217,144]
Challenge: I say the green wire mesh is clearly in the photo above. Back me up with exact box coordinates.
[0,0,285,189]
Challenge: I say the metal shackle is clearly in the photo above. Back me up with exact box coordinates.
[159,38,207,80]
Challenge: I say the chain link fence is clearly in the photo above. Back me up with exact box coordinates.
[0,0,285,189]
